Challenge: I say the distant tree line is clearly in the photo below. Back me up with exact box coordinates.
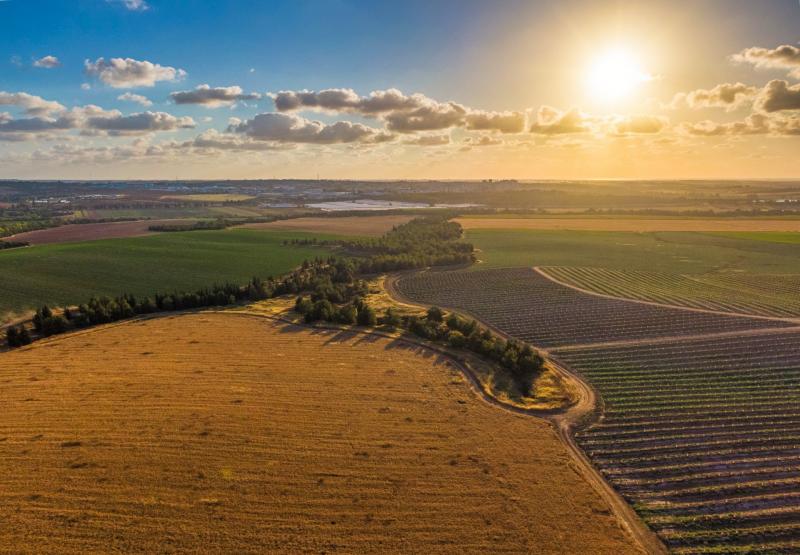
[0,240,28,250]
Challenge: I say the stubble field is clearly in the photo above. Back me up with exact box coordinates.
[0,312,640,554]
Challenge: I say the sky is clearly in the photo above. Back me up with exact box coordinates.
[0,0,799,180]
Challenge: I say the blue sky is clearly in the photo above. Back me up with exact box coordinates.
[1,0,799,179]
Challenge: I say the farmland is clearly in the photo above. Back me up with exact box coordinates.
[0,229,331,320]
[394,267,800,553]
[242,215,416,237]
[395,269,794,349]
[540,266,800,318]
[5,219,194,245]
[0,312,640,554]
[466,229,800,274]
[457,216,800,233]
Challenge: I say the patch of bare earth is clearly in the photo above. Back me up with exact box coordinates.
[5,219,194,245]
[0,313,640,554]
[457,217,800,232]
[243,215,415,236]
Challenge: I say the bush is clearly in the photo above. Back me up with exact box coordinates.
[6,325,32,348]
[380,307,401,328]
[335,304,357,325]
[447,330,466,348]
[356,305,377,326]
[426,306,444,322]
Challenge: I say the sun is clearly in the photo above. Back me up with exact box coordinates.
[586,48,652,101]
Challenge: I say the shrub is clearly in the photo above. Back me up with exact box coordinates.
[380,307,401,328]
[335,304,357,325]
[426,306,444,322]
[447,330,466,348]
[357,305,377,327]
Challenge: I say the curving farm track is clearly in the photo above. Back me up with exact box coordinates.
[394,267,800,554]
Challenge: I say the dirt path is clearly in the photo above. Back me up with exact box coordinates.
[384,273,667,555]
[534,266,800,325]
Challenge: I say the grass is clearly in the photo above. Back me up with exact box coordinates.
[468,229,800,274]
[0,228,334,320]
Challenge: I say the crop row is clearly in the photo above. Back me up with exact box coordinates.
[540,266,800,318]
[560,331,800,552]
[396,268,800,553]
[396,268,792,349]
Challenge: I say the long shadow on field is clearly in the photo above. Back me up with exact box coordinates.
[273,321,453,368]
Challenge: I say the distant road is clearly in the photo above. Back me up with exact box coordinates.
[457,216,800,232]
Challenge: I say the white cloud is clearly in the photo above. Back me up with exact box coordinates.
[754,79,800,113]
[529,106,590,134]
[271,88,523,133]
[611,114,669,135]
[403,134,450,146]
[117,92,153,107]
[670,83,757,111]
[170,84,261,107]
[84,57,186,88]
[731,45,800,79]
[86,111,196,135]
[108,0,149,11]
[0,91,65,116]
[33,55,61,69]
[228,112,393,144]
[81,83,92,91]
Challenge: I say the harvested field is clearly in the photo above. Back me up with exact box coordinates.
[243,215,415,236]
[540,266,800,318]
[395,268,793,349]
[4,219,194,245]
[395,267,800,553]
[0,312,640,554]
[457,217,800,232]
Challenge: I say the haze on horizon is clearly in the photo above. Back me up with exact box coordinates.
[1,0,799,181]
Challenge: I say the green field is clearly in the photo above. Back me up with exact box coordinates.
[0,229,333,320]
[468,229,800,274]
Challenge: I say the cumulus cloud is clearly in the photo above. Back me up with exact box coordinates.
[271,88,523,133]
[33,55,61,69]
[529,106,590,134]
[464,110,525,133]
[678,113,772,136]
[170,84,261,107]
[228,112,393,144]
[180,129,296,152]
[671,83,757,111]
[402,134,450,146]
[84,57,186,88]
[731,45,800,79]
[0,91,66,116]
[612,114,669,135]
[754,79,800,113]
[117,92,153,107]
[86,111,196,135]
[463,135,503,147]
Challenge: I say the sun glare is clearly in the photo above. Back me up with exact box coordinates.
[586,48,651,101]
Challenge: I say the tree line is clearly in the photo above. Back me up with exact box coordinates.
[3,216,543,395]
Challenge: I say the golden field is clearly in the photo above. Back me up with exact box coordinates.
[0,312,639,554]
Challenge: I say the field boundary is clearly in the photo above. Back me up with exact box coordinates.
[384,272,665,555]
[535,266,800,324]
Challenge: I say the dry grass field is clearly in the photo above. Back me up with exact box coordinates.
[160,194,256,202]
[5,220,193,245]
[457,217,800,232]
[0,312,640,554]
[243,215,415,236]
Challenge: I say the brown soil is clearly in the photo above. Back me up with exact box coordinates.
[5,220,194,245]
[457,217,800,232]
[0,313,640,554]
[242,215,415,236]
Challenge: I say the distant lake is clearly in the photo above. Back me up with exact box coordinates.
[307,200,480,212]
